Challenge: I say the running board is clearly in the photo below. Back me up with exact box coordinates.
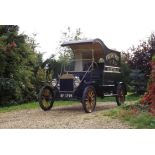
[102,85,115,87]
[104,94,117,97]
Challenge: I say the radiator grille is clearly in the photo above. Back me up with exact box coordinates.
[60,79,74,91]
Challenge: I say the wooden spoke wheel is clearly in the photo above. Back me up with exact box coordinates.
[82,86,96,113]
[116,85,125,106]
[39,86,54,111]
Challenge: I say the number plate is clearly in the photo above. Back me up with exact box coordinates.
[60,93,73,98]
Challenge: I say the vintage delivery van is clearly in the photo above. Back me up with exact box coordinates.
[38,38,127,113]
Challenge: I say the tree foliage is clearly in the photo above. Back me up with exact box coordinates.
[128,33,155,76]
[41,54,61,80]
[126,33,155,94]
[58,27,86,64]
[120,52,131,84]
[0,25,43,104]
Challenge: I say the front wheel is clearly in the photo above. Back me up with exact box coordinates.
[38,86,55,111]
[116,85,125,106]
[82,86,96,113]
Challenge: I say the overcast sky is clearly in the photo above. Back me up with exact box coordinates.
[1,0,155,59]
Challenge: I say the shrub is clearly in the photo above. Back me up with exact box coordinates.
[140,54,155,115]
[0,78,17,104]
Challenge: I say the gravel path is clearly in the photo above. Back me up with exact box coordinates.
[0,102,131,129]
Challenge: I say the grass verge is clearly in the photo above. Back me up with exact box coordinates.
[0,101,79,113]
[0,102,37,113]
[103,103,155,128]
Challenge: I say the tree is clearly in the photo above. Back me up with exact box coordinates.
[128,33,155,75]
[128,41,152,76]
[0,25,43,104]
[120,51,131,84]
[127,33,155,94]
[58,27,86,64]
[41,54,61,80]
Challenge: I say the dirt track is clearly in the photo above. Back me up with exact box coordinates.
[0,102,131,129]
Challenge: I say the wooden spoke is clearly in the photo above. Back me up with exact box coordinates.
[116,85,125,106]
[39,87,54,111]
[82,86,96,113]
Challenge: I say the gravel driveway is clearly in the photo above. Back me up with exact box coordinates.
[0,102,131,129]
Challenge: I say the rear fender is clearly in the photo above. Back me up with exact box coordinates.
[117,82,127,95]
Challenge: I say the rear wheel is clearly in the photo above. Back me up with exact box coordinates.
[39,86,54,111]
[82,86,96,113]
[116,85,125,106]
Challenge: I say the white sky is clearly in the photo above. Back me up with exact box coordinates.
[1,0,155,59]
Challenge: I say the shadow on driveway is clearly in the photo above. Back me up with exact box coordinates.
[51,102,117,113]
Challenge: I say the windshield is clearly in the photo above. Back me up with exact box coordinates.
[62,47,103,72]
[64,59,93,72]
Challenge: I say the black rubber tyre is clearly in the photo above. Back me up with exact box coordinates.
[38,86,55,111]
[82,86,96,113]
[116,85,125,106]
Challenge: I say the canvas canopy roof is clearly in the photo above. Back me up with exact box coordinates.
[61,38,107,59]
[61,38,121,67]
